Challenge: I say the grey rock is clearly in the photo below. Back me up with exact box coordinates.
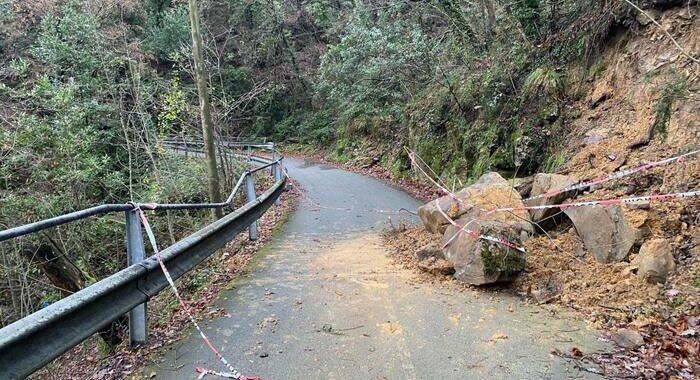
[417,172,533,236]
[631,238,676,284]
[564,206,639,263]
[611,328,644,349]
[583,128,609,145]
[416,257,455,276]
[525,173,579,223]
[441,220,526,285]
[414,243,445,261]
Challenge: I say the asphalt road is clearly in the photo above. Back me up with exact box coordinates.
[151,158,606,380]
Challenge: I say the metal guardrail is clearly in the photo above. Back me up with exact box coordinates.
[0,140,286,379]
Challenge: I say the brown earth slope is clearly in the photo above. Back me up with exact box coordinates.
[384,6,699,379]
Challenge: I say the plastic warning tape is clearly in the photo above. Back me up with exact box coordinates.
[524,148,700,201]
[407,149,699,253]
[197,368,245,379]
[435,201,527,254]
[137,209,260,380]
[496,189,700,212]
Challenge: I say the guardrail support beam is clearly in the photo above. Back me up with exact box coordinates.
[246,172,258,240]
[125,210,147,347]
[274,159,283,206]
[270,143,276,177]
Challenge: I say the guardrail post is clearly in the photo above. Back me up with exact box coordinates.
[125,210,147,347]
[246,172,258,240]
[270,143,276,177]
[274,159,283,206]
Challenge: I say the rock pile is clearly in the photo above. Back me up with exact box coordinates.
[417,172,532,285]
[415,171,677,286]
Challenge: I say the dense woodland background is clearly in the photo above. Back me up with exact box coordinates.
[0,0,695,333]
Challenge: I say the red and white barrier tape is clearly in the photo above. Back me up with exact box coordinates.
[407,149,700,253]
[407,151,514,246]
[137,209,259,380]
[196,368,246,380]
[525,148,700,201]
[494,189,700,212]
[435,200,527,253]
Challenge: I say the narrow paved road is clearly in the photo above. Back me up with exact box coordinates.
[152,159,606,379]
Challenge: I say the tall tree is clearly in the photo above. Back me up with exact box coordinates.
[188,0,223,218]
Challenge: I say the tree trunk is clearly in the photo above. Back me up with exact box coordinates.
[188,0,222,219]
[481,0,496,37]
[24,242,126,349]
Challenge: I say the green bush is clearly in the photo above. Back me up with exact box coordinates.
[32,1,106,80]
[145,5,191,61]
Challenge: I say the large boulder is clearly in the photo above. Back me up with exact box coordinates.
[631,239,676,284]
[564,206,639,263]
[525,173,579,223]
[441,219,527,285]
[417,172,533,235]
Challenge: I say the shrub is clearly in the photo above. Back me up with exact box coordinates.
[145,5,191,62]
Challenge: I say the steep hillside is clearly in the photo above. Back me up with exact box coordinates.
[379,6,699,377]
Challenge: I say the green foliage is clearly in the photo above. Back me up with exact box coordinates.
[317,16,431,128]
[670,297,685,309]
[0,0,213,324]
[481,244,526,277]
[32,1,107,80]
[158,75,188,135]
[145,5,191,61]
[9,57,29,79]
[306,0,336,29]
[652,75,688,138]
[220,66,254,97]
[523,66,565,100]
[541,151,566,173]
[141,153,208,204]
[511,0,542,40]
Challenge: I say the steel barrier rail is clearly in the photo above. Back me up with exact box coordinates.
[0,144,283,240]
[0,204,134,242]
[0,180,285,379]
[161,139,273,150]
[0,141,286,379]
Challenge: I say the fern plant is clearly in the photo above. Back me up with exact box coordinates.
[523,65,565,101]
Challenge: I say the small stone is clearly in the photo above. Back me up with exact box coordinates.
[626,201,651,210]
[259,352,269,358]
[417,256,455,276]
[611,328,644,349]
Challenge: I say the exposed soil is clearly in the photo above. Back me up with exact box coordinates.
[34,180,301,380]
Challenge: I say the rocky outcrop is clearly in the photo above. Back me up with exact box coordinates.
[631,238,676,284]
[441,220,527,285]
[564,206,639,263]
[525,173,579,223]
[417,172,533,235]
